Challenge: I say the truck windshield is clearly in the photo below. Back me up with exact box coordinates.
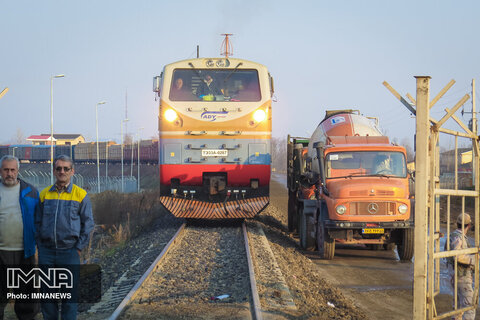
[169,69,261,102]
[325,151,407,178]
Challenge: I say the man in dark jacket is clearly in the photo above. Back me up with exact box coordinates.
[0,155,40,320]
[196,73,223,98]
[37,155,94,320]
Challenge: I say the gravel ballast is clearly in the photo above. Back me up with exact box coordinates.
[121,222,253,319]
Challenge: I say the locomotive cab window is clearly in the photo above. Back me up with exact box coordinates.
[169,69,261,102]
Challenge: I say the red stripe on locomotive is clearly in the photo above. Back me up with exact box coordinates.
[159,164,270,186]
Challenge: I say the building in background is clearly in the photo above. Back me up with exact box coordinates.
[26,134,85,146]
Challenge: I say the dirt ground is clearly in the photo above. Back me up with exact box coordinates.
[3,174,477,319]
[256,181,367,319]
[268,173,480,320]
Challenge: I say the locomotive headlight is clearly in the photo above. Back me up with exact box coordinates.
[336,205,347,215]
[398,204,408,214]
[253,109,267,122]
[164,109,178,122]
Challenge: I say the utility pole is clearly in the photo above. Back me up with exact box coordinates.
[121,118,129,192]
[125,90,128,141]
[137,127,144,193]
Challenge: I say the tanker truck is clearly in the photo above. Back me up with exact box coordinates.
[287,110,414,260]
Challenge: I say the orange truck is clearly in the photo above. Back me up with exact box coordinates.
[287,110,414,260]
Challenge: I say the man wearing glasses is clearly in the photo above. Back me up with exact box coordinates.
[36,155,94,320]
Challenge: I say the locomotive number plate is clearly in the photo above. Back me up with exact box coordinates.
[362,228,384,234]
[201,149,228,157]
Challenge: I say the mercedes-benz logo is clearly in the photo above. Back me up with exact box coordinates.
[367,203,379,214]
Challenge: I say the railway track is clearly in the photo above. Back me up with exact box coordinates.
[81,220,182,319]
[106,221,266,319]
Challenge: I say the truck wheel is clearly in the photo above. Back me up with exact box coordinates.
[316,220,335,259]
[288,190,297,232]
[299,208,316,250]
[397,228,414,261]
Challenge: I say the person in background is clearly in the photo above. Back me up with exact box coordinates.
[36,155,94,320]
[196,73,222,98]
[373,154,392,174]
[446,213,476,320]
[170,77,197,101]
[233,78,261,101]
[0,155,39,320]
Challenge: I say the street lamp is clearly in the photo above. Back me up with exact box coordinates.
[130,138,134,177]
[121,118,129,192]
[105,143,109,189]
[96,101,107,193]
[50,74,65,185]
[137,127,144,193]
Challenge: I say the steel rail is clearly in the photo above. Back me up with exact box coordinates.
[108,222,186,320]
[243,222,263,320]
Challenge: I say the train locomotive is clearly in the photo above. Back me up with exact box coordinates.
[153,56,274,219]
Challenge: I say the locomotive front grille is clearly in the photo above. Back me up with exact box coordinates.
[349,201,396,215]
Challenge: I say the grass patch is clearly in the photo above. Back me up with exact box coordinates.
[86,190,163,260]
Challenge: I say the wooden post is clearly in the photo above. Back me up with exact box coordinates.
[466,80,479,308]
[472,79,476,186]
[414,76,431,319]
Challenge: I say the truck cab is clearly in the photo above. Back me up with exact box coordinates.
[287,110,414,260]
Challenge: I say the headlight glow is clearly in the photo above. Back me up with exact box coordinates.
[398,204,408,214]
[164,109,178,122]
[253,109,266,122]
[336,205,347,215]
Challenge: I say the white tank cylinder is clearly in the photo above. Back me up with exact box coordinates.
[308,112,383,174]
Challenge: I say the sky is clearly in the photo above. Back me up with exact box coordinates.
[1,0,479,148]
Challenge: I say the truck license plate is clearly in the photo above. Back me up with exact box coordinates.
[362,228,384,234]
[201,149,228,157]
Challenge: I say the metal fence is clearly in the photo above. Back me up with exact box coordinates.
[385,77,480,319]
[439,174,474,189]
[19,170,138,193]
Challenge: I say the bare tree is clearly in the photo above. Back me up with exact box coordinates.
[124,133,134,145]
[399,137,415,162]
[15,128,26,144]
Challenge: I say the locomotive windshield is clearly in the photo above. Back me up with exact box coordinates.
[169,69,261,102]
[325,151,407,178]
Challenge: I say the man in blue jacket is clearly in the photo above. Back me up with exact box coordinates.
[36,155,94,320]
[0,155,39,320]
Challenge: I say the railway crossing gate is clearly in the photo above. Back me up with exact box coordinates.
[385,77,480,319]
